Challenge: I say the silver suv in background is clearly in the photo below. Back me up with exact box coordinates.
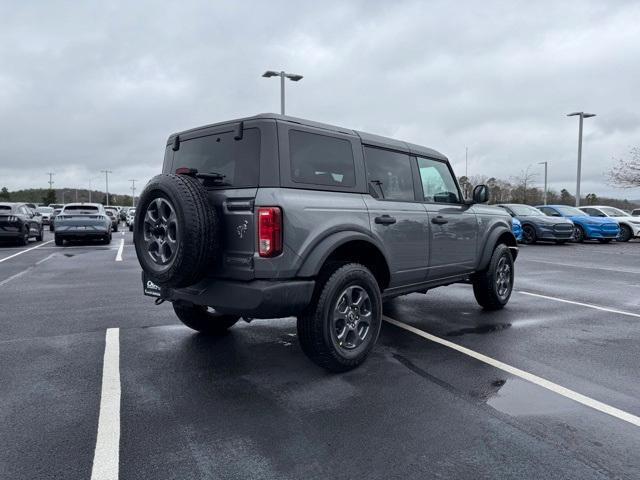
[134,114,518,371]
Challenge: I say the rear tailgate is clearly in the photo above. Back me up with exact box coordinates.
[56,214,108,232]
[166,121,267,281]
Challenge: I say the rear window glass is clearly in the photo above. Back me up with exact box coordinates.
[64,205,100,213]
[172,128,260,188]
[0,205,12,211]
[364,147,414,201]
[289,130,355,187]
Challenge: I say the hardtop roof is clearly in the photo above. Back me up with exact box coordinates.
[169,113,448,161]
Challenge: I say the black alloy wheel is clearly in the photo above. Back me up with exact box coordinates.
[573,225,585,243]
[617,224,632,242]
[143,197,179,266]
[522,225,537,244]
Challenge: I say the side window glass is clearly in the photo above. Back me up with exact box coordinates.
[289,130,355,187]
[363,147,414,201]
[417,157,461,203]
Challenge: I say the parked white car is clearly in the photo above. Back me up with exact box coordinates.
[126,208,136,231]
[579,206,640,242]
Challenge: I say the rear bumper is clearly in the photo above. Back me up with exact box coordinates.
[0,230,21,238]
[144,272,316,319]
[56,229,109,239]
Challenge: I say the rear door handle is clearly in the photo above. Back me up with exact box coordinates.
[375,215,397,225]
[431,216,448,225]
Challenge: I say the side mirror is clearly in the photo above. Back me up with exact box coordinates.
[472,184,489,204]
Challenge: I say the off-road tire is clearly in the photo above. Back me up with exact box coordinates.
[617,224,632,242]
[54,236,63,246]
[173,302,240,335]
[297,263,382,372]
[134,174,220,288]
[472,243,514,310]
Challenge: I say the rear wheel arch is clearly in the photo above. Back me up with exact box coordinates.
[298,233,391,291]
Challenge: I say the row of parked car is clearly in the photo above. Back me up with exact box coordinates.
[503,203,640,244]
[0,202,137,246]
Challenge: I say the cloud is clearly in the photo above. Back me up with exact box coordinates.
[1,0,639,199]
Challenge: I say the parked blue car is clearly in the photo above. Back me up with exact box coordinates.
[536,205,620,243]
[511,217,523,242]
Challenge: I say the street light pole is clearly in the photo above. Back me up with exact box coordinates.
[538,161,548,205]
[46,172,55,189]
[101,170,112,206]
[262,70,303,115]
[129,179,137,207]
[567,112,596,207]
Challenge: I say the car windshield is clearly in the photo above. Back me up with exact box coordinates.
[507,205,543,216]
[555,206,586,216]
[36,207,53,214]
[599,207,628,217]
[63,205,100,214]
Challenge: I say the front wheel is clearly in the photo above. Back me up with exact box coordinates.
[617,225,632,242]
[297,263,382,372]
[573,225,585,243]
[173,302,240,335]
[472,244,514,310]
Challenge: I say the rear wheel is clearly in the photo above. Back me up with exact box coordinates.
[617,224,632,242]
[573,225,585,243]
[35,227,43,242]
[54,235,63,246]
[173,302,240,335]
[113,223,118,232]
[102,233,112,245]
[17,227,29,246]
[522,225,537,244]
[472,244,514,310]
[297,263,382,372]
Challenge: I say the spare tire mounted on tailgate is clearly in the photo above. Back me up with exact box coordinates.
[134,173,220,288]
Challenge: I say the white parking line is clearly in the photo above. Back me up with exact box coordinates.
[0,253,55,287]
[520,258,640,275]
[91,328,120,480]
[384,316,640,427]
[115,239,124,262]
[0,240,53,263]
[518,291,640,319]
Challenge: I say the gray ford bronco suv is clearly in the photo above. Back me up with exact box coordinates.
[134,114,517,372]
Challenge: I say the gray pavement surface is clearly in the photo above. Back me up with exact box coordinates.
[1,231,639,479]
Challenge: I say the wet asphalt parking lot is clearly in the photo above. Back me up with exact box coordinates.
[1,230,639,479]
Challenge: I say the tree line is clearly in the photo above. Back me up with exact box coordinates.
[457,173,639,210]
[0,187,136,207]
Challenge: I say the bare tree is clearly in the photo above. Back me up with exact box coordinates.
[608,147,640,188]
[511,165,537,204]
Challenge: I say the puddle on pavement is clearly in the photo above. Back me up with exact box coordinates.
[63,253,75,257]
[446,323,511,337]
[487,378,576,416]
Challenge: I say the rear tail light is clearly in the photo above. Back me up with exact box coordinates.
[258,207,282,257]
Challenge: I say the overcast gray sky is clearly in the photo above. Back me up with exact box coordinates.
[1,0,640,199]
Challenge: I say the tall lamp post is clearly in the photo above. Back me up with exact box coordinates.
[262,70,303,115]
[101,170,112,206]
[567,112,596,207]
[538,161,548,205]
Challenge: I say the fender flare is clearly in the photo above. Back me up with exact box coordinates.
[476,226,517,271]
[297,230,390,278]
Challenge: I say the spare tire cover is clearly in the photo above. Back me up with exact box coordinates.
[134,173,220,288]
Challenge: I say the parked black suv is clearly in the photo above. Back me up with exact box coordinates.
[135,114,517,371]
[0,202,44,245]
